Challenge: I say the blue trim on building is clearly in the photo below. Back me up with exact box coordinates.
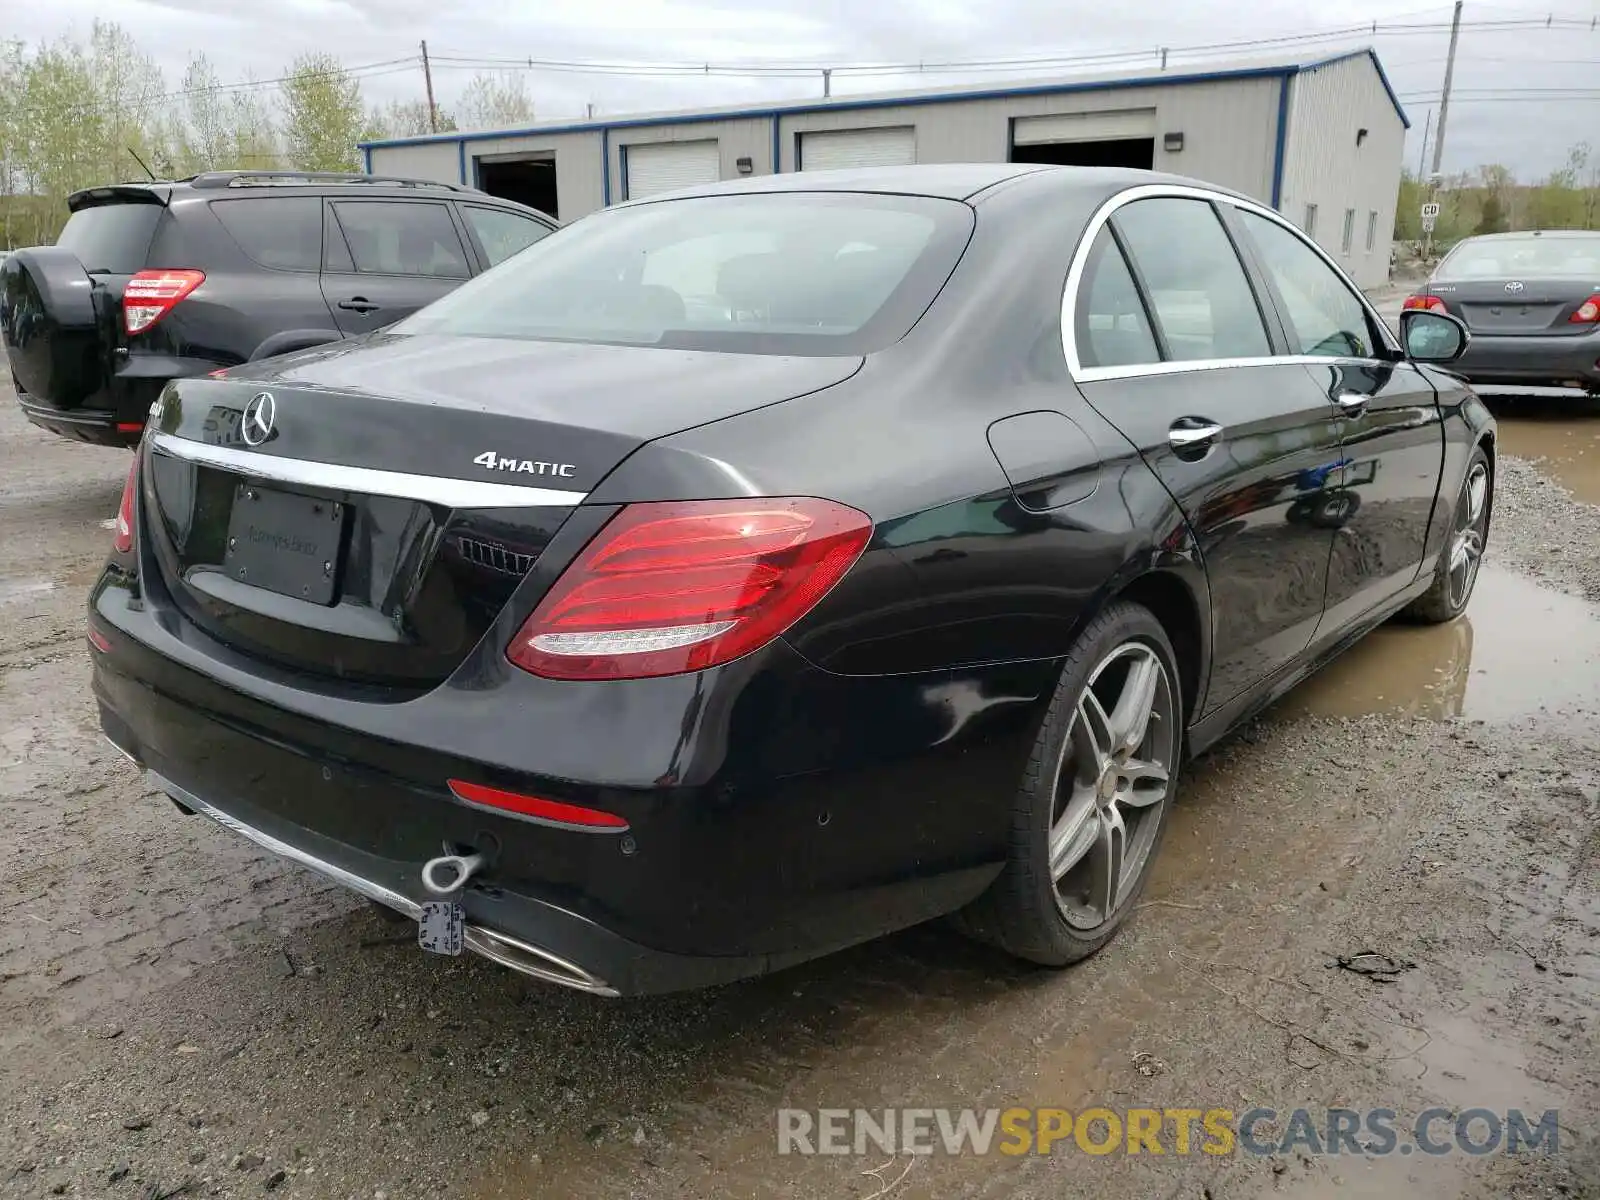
[619,145,630,202]
[358,62,1297,152]
[1298,48,1411,129]
[458,141,468,185]
[1271,70,1294,209]
[601,127,611,205]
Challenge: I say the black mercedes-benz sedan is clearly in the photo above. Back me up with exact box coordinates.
[90,165,1494,997]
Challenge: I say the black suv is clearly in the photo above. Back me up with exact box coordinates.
[1,171,557,447]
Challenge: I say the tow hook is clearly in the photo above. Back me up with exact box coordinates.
[421,851,485,896]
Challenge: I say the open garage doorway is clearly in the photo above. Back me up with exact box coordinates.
[476,155,559,220]
[1011,138,1155,169]
[1009,110,1156,171]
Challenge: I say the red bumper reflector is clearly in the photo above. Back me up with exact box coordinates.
[87,626,111,653]
[447,779,629,830]
[116,422,144,434]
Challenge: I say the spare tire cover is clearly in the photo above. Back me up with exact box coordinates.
[1,247,105,407]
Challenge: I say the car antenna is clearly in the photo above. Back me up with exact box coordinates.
[128,147,157,181]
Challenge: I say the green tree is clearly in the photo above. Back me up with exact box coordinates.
[456,72,534,131]
[281,53,363,171]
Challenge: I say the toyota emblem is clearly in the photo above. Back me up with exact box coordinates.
[241,392,276,446]
[1504,281,1525,293]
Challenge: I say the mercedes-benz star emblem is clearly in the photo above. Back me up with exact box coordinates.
[1504,281,1525,293]
[242,392,276,446]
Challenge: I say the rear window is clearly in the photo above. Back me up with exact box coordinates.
[393,192,974,356]
[1436,234,1600,280]
[56,203,161,274]
[210,197,322,272]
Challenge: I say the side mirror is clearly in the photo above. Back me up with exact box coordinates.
[1399,309,1470,364]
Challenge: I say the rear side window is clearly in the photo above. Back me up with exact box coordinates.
[55,204,161,273]
[461,205,552,267]
[1235,210,1376,359]
[1112,198,1271,362]
[331,201,470,278]
[1075,229,1160,369]
[210,198,322,272]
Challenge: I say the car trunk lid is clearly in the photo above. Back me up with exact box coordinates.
[141,332,862,689]
[1429,278,1600,336]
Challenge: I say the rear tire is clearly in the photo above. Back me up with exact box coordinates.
[1403,446,1491,624]
[958,601,1183,967]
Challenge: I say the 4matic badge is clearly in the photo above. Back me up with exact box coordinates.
[472,450,578,478]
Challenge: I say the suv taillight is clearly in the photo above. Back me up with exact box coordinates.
[507,498,872,681]
[1570,295,1600,325]
[113,460,137,554]
[1402,295,1448,314]
[124,269,205,335]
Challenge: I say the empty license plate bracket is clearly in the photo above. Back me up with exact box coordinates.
[223,484,344,605]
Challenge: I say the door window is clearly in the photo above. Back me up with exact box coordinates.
[330,201,470,278]
[1074,228,1160,369]
[1112,198,1271,362]
[461,205,553,267]
[1236,209,1378,359]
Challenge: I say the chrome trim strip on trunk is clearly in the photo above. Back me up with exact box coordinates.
[148,772,619,997]
[148,432,588,510]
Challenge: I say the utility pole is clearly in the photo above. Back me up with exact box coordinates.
[421,40,439,134]
[1430,1,1462,178]
[822,68,832,98]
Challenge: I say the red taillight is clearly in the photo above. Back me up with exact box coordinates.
[448,779,628,830]
[113,460,137,554]
[123,269,205,335]
[1570,295,1600,325]
[87,626,111,654]
[1403,295,1448,314]
[507,497,873,681]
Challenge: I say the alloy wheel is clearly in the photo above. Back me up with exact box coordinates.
[1447,462,1489,611]
[1048,642,1177,930]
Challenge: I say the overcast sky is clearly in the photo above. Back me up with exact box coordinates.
[9,0,1600,178]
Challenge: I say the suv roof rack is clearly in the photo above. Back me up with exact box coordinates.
[185,170,472,192]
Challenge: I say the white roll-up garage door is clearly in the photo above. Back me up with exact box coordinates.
[799,127,916,171]
[624,140,720,199]
[1012,109,1157,145]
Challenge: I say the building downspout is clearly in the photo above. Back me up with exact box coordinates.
[770,113,782,174]
[601,127,611,205]
[361,146,372,174]
[1270,69,1295,209]
[457,141,468,186]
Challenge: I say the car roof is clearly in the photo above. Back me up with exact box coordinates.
[620,163,1211,206]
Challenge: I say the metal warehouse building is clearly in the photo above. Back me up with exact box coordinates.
[363,46,1408,288]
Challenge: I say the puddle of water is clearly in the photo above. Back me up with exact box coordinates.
[1482,394,1600,504]
[1280,565,1600,723]
[0,578,56,606]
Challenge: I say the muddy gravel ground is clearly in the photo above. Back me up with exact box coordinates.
[2,379,1598,1200]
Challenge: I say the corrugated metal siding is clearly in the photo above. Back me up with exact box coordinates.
[365,141,460,186]
[1281,56,1405,289]
[774,77,1281,201]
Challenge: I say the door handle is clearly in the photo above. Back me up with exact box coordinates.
[338,297,380,313]
[1168,418,1224,450]
[1334,392,1369,417]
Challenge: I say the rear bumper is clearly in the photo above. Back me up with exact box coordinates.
[16,392,146,447]
[89,566,1045,995]
[1454,330,1600,389]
